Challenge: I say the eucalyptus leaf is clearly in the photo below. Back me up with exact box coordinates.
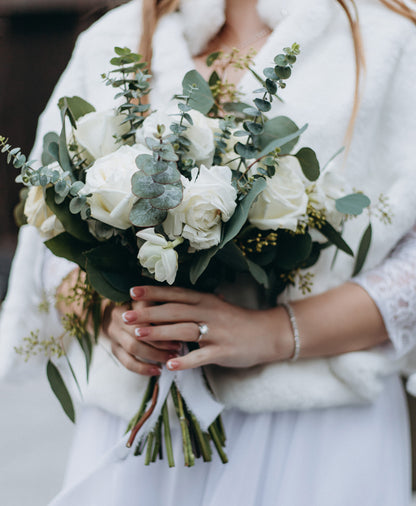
[319,221,354,256]
[295,147,320,182]
[274,66,292,79]
[136,154,167,176]
[234,142,257,159]
[182,70,214,114]
[255,116,301,155]
[42,132,60,165]
[336,193,371,216]
[152,164,181,184]
[150,183,183,210]
[253,98,271,112]
[353,223,372,276]
[257,124,308,159]
[131,171,165,199]
[129,199,167,227]
[47,360,76,423]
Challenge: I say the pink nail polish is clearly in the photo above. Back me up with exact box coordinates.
[135,327,150,338]
[167,359,179,371]
[122,311,135,323]
[130,287,144,299]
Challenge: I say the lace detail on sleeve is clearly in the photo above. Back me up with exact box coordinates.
[353,227,416,358]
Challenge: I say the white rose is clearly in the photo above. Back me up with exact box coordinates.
[185,110,216,167]
[308,167,347,226]
[163,165,237,250]
[81,145,150,230]
[135,110,172,145]
[73,110,130,161]
[137,228,181,285]
[24,183,64,240]
[248,156,308,231]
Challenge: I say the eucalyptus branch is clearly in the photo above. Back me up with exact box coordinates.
[103,47,152,143]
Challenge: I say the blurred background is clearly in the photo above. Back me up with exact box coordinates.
[1,0,416,504]
[0,1,128,504]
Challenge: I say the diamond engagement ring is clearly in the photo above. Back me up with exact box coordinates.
[197,323,209,342]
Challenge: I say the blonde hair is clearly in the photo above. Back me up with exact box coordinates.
[138,0,415,137]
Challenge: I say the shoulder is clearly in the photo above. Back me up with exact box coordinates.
[78,0,142,44]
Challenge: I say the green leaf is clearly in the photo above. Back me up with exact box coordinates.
[84,243,138,302]
[255,116,302,156]
[129,199,167,227]
[274,232,313,270]
[257,124,308,159]
[150,183,183,210]
[44,232,90,269]
[319,221,354,256]
[245,258,269,288]
[223,178,267,245]
[274,66,292,79]
[295,147,320,181]
[182,70,215,114]
[274,54,288,66]
[136,155,167,176]
[353,223,372,276]
[59,114,73,174]
[244,121,264,135]
[206,51,222,67]
[46,360,75,423]
[336,193,371,216]
[152,164,181,184]
[131,171,164,199]
[234,142,257,159]
[42,132,60,166]
[264,67,278,80]
[253,98,271,112]
[58,96,96,123]
[223,102,252,116]
[69,196,85,214]
[45,187,93,243]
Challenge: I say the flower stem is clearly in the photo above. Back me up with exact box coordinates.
[171,383,195,467]
[127,380,159,448]
[144,431,154,466]
[162,401,175,467]
[209,424,229,464]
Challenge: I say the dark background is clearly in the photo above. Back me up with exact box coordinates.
[0,0,129,299]
[1,0,416,488]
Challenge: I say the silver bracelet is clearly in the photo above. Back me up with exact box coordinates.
[281,303,301,362]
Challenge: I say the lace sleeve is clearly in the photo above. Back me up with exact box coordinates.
[353,226,416,358]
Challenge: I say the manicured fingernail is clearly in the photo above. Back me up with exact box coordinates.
[122,311,136,323]
[150,367,161,376]
[167,359,179,370]
[135,327,150,338]
[130,287,145,299]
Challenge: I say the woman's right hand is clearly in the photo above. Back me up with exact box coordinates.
[103,300,181,376]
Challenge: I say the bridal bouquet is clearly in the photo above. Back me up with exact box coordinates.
[1,44,372,466]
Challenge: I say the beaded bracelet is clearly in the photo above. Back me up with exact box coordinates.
[281,302,301,362]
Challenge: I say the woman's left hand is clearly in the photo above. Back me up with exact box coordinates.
[122,285,294,371]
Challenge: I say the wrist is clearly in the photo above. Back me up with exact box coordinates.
[259,306,295,363]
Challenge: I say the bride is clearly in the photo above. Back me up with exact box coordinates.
[1,0,416,504]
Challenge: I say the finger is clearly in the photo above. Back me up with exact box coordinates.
[166,347,214,371]
[135,322,200,343]
[132,303,207,325]
[130,285,204,305]
[118,333,178,363]
[112,345,162,376]
[145,339,183,352]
